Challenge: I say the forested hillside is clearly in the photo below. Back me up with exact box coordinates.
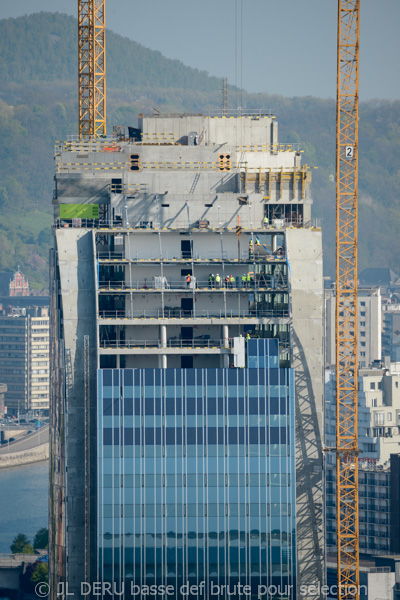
[0,12,399,290]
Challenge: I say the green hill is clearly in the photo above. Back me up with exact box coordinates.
[0,12,399,290]
[0,12,222,92]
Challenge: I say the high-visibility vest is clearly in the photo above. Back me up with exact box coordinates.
[215,275,221,282]
[241,275,246,282]
[263,217,268,223]
[186,275,191,283]
[229,276,235,283]
[246,273,251,281]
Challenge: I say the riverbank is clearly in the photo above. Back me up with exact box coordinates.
[0,425,49,469]
[0,443,49,469]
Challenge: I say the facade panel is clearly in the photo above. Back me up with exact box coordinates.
[97,340,296,598]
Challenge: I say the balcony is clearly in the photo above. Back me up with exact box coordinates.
[97,279,289,293]
[98,338,233,355]
[98,308,290,321]
[97,250,288,264]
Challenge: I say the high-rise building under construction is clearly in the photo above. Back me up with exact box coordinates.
[49,111,324,599]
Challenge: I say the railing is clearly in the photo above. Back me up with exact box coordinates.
[99,338,233,350]
[206,108,275,118]
[55,138,123,155]
[54,217,321,233]
[98,279,288,291]
[98,309,290,320]
[97,250,287,262]
[237,143,301,153]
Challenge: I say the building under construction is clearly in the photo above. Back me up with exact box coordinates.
[49,110,324,599]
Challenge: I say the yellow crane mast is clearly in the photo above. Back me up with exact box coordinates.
[78,0,106,138]
[335,1,360,599]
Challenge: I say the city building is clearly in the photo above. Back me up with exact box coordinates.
[326,552,400,600]
[49,111,324,599]
[326,366,400,466]
[29,308,50,413]
[326,453,400,557]
[9,268,30,297]
[326,358,400,557]
[325,286,382,368]
[0,306,50,415]
[382,298,400,362]
[0,312,29,414]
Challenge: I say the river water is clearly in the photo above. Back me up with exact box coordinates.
[0,460,49,553]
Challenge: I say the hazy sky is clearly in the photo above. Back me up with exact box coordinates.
[1,0,399,100]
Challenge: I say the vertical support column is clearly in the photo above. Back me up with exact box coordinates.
[223,325,230,368]
[222,325,229,347]
[115,324,120,368]
[160,325,167,369]
[161,325,167,348]
[268,168,272,201]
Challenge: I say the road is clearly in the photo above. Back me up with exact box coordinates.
[0,425,49,455]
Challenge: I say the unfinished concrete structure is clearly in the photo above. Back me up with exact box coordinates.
[49,111,324,599]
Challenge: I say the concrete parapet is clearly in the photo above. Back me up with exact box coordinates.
[0,443,49,468]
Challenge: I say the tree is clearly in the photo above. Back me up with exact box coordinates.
[21,544,35,554]
[10,533,31,554]
[30,562,48,586]
[33,528,49,550]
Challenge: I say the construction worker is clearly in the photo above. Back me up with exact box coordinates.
[186,273,191,288]
[245,332,251,342]
[229,275,235,288]
[241,273,247,288]
[215,273,221,288]
[246,272,251,289]
[263,215,268,228]
[249,239,254,258]
[225,275,230,288]
[208,273,213,289]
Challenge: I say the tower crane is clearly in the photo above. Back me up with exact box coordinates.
[78,0,106,138]
[335,1,360,599]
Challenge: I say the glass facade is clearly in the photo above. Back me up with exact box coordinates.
[97,339,296,598]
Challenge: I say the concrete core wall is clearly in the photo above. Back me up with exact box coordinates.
[286,228,324,598]
[55,228,98,595]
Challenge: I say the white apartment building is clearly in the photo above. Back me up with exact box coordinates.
[30,308,50,412]
[325,286,382,368]
[326,367,400,466]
